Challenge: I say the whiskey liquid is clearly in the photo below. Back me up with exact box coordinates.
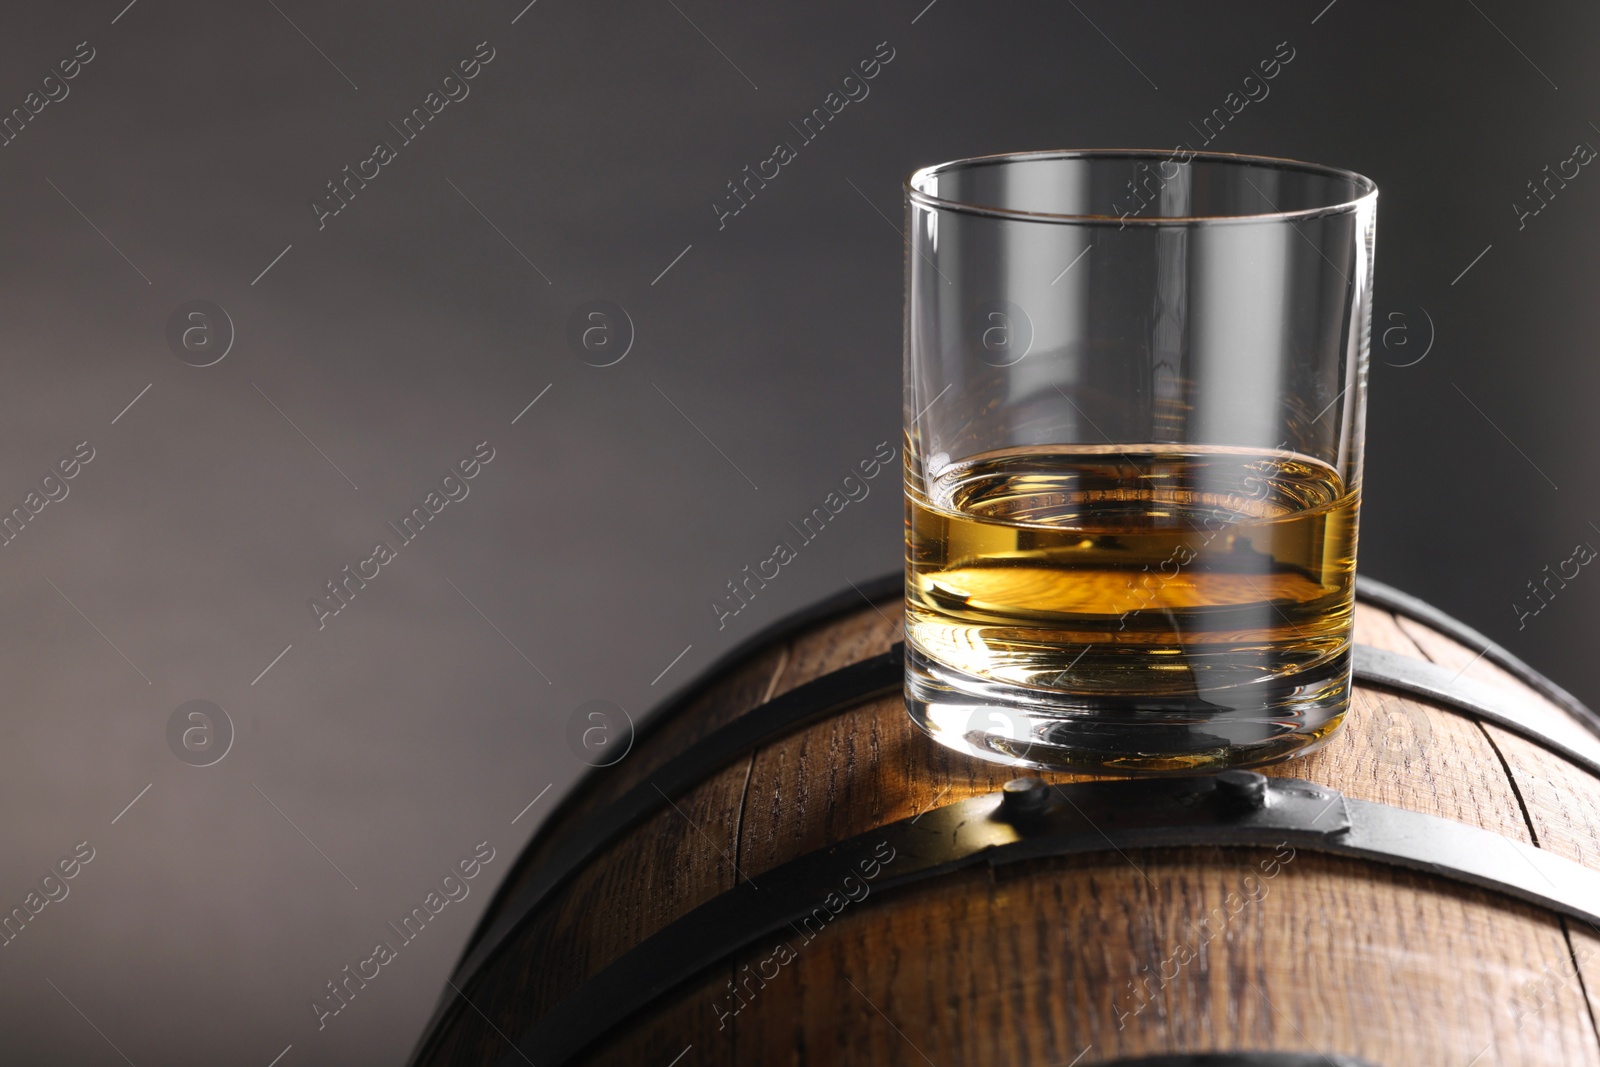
[904,445,1357,773]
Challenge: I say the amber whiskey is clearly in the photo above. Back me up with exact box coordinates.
[905,444,1356,774]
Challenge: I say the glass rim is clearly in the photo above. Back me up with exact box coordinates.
[905,148,1378,226]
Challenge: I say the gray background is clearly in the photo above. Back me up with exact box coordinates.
[0,1,1594,1064]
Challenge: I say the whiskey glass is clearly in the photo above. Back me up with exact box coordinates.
[902,149,1378,774]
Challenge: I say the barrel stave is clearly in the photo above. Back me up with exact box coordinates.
[1483,725,1600,876]
[770,605,903,696]
[1572,924,1600,1032]
[1273,684,1534,840]
[513,645,786,882]
[736,690,1097,885]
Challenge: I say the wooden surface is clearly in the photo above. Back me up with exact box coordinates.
[418,592,1600,1067]
[587,853,1599,1066]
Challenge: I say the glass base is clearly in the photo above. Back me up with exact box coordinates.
[904,643,1351,776]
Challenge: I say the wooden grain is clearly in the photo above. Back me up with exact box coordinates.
[1284,605,1529,835]
[582,852,1600,1066]
[1570,923,1600,1042]
[418,593,1600,1067]
[736,691,1097,884]
[766,600,903,699]
[1479,724,1600,874]
[1273,603,1531,839]
[1355,599,1428,657]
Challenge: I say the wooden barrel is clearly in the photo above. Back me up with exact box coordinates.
[411,575,1600,1066]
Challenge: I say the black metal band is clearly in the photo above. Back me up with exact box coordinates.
[1355,574,1600,738]
[1354,644,1600,777]
[493,776,1600,1067]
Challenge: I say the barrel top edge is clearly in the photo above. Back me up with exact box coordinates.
[409,572,904,1067]
[412,571,1598,1067]
[531,571,903,850]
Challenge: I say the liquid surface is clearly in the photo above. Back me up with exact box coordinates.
[906,445,1358,696]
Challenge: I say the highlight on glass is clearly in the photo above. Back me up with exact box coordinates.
[902,149,1378,775]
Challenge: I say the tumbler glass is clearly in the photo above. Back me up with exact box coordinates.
[902,149,1377,775]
